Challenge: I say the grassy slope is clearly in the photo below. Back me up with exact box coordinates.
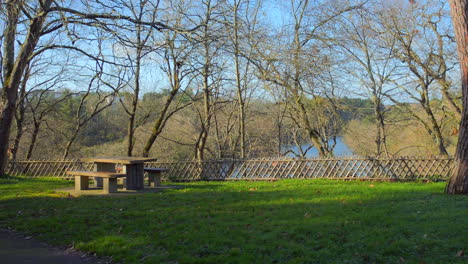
[0,177,466,264]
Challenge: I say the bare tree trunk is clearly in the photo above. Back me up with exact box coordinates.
[127,113,136,156]
[233,0,246,159]
[62,126,80,160]
[425,106,449,156]
[298,99,329,157]
[195,2,214,162]
[380,120,390,157]
[0,1,19,171]
[196,85,211,161]
[142,88,179,157]
[374,100,382,156]
[12,113,24,160]
[291,6,330,158]
[213,110,223,159]
[374,98,389,157]
[127,28,143,157]
[26,122,40,160]
[11,64,31,160]
[446,0,468,194]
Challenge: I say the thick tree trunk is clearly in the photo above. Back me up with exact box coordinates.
[446,0,468,194]
[0,98,16,167]
[11,63,31,160]
[0,1,19,174]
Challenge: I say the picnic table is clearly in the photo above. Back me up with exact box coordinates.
[81,156,158,190]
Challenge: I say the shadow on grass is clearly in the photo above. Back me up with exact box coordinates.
[0,176,68,184]
[164,182,225,190]
[0,179,466,264]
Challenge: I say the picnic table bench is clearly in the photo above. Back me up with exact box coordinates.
[66,171,126,194]
[144,167,168,187]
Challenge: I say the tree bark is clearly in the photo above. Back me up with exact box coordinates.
[446,0,468,194]
[11,63,31,160]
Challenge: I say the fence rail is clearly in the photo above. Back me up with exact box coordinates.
[6,157,453,181]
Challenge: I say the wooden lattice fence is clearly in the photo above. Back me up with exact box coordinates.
[5,160,93,179]
[6,157,453,181]
[150,157,453,181]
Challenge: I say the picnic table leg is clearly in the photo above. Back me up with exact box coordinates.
[124,163,144,190]
[102,178,118,194]
[148,172,162,187]
[94,163,115,188]
[75,176,89,192]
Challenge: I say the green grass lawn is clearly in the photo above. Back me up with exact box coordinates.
[0,177,467,264]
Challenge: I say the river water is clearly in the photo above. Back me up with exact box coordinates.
[283,136,354,158]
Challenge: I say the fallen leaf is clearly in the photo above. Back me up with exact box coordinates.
[368,184,375,188]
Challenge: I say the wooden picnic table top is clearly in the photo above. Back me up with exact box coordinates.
[66,171,126,177]
[81,156,158,165]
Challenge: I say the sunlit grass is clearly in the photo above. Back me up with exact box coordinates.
[0,177,466,263]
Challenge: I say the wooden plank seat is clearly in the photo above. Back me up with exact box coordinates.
[66,171,126,194]
[144,167,168,187]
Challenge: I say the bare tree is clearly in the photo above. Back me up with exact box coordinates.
[0,0,185,175]
[190,0,226,161]
[111,0,161,157]
[0,0,53,174]
[142,4,196,157]
[382,1,457,156]
[221,0,259,158]
[25,89,72,159]
[335,5,399,157]
[250,0,358,157]
[59,56,124,159]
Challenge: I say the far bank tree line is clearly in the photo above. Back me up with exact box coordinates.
[0,0,465,183]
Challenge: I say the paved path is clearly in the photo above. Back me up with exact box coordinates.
[0,229,112,264]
